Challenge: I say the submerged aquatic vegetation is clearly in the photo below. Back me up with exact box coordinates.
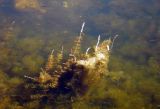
[15,0,46,13]
[21,23,112,105]
[0,0,160,108]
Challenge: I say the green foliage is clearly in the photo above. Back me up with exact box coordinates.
[17,37,44,54]
[22,54,44,73]
[0,70,9,95]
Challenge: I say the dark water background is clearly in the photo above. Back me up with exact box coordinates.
[0,0,160,109]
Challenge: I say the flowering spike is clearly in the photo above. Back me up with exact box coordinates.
[72,22,85,56]
[56,46,63,64]
[95,35,101,51]
[86,47,91,55]
[51,49,54,55]
[80,22,85,36]
[110,34,119,50]
[45,49,55,71]
[24,75,37,81]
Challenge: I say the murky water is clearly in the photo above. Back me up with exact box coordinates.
[0,0,160,109]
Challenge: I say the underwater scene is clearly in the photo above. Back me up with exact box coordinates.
[0,0,160,109]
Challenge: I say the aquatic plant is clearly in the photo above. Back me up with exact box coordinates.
[15,0,46,13]
[22,22,112,104]
[0,1,160,108]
